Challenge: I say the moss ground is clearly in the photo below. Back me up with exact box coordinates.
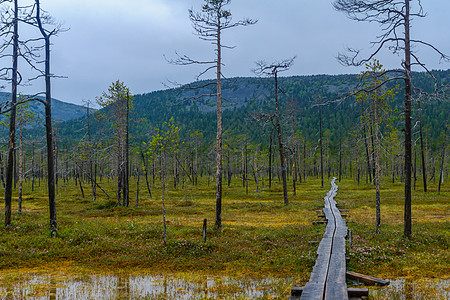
[0,175,448,296]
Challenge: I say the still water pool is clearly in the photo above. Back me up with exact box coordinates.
[0,272,448,299]
[0,272,293,299]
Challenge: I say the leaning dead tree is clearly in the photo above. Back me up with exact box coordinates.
[168,0,256,230]
[333,0,449,238]
[254,57,296,206]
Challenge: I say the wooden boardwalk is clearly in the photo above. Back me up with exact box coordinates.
[300,178,348,300]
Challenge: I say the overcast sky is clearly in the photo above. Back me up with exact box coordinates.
[13,0,450,106]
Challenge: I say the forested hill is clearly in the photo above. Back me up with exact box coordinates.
[0,92,90,122]
[56,70,449,150]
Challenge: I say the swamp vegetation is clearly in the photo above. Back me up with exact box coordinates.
[0,176,448,299]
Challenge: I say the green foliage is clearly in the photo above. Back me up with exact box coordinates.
[356,59,397,124]
[144,117,180,159]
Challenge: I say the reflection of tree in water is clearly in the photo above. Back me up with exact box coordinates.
[116,275,130,299]
[49,278,56,300]
[404,279,413,300]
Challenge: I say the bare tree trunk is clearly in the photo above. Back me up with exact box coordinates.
[227,149,231,187]
[339,141,342,182]
[319,103,324,187]
[18,115,23,215]
[140,151,152,198]
[275,72,288,205]
[370,122,376,182]
[117,149,122,206]
[373,89,381,232]
[5,0,18,228]
[77,172,85,198]
[360,101,372,184]
[403,0,412,238]
[1,153,5,188]
[418,99,427,192]
[356,143,360,186]
[162,153,167,244]
[303,140,307,182]
[36,0,58,236]
[31,142,35,191]
[214,18,223,231]
[87,103,96,201]
[438,123,447,194]
[268,129,273,188]
[245,137,248,195]
[254,148,262,206]
[413,145,417,190]
[124,92,130,207]
[135,169,140,208]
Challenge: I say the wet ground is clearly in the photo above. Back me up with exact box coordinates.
[0,272,448,299]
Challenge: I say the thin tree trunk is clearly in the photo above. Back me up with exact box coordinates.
[339,141,342,182]
[162,153,167,244]
[18,115,23,215]
[373,87,381,232]
[136,170,140,208]
[214,17,223,230]
[438,123,447,194]
[303,140,307,182]
[274,72,288,205]
[124,92,130,207]
[268,130,272,188]
[361,102,372,184]
[356,143,360,186]
[227,150,231,187]
[5,0,19,228]
[78,172,85,198]
[403,0,412,238]
[414,145,417,190]
[31,142,35,191]
[141,151,152,198]
[36,0,57,236]
[319,103,324,187]
[245,137,248,195]
[1,153,5,188]
[418,99,427,192]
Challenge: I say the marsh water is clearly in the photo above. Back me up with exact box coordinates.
[0,272,448,299]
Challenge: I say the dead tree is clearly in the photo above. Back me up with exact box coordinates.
[35,0,62,237]
[333,0,449,238]
[417,97,427,192]
[1,0,43,227]
[318,99,324,188]
[2,0,19,228]
[168,0,256,230]
[254,57,296,206]
[438,122,447,194]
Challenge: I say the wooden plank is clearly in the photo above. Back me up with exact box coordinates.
[347,288,369,297]
[339,209,349,212]
[292,287,368,298]
[346,270,390,286]
[313,220,327,225]
[291,286,303,296]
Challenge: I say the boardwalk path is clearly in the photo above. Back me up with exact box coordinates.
[300,178,348,300]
